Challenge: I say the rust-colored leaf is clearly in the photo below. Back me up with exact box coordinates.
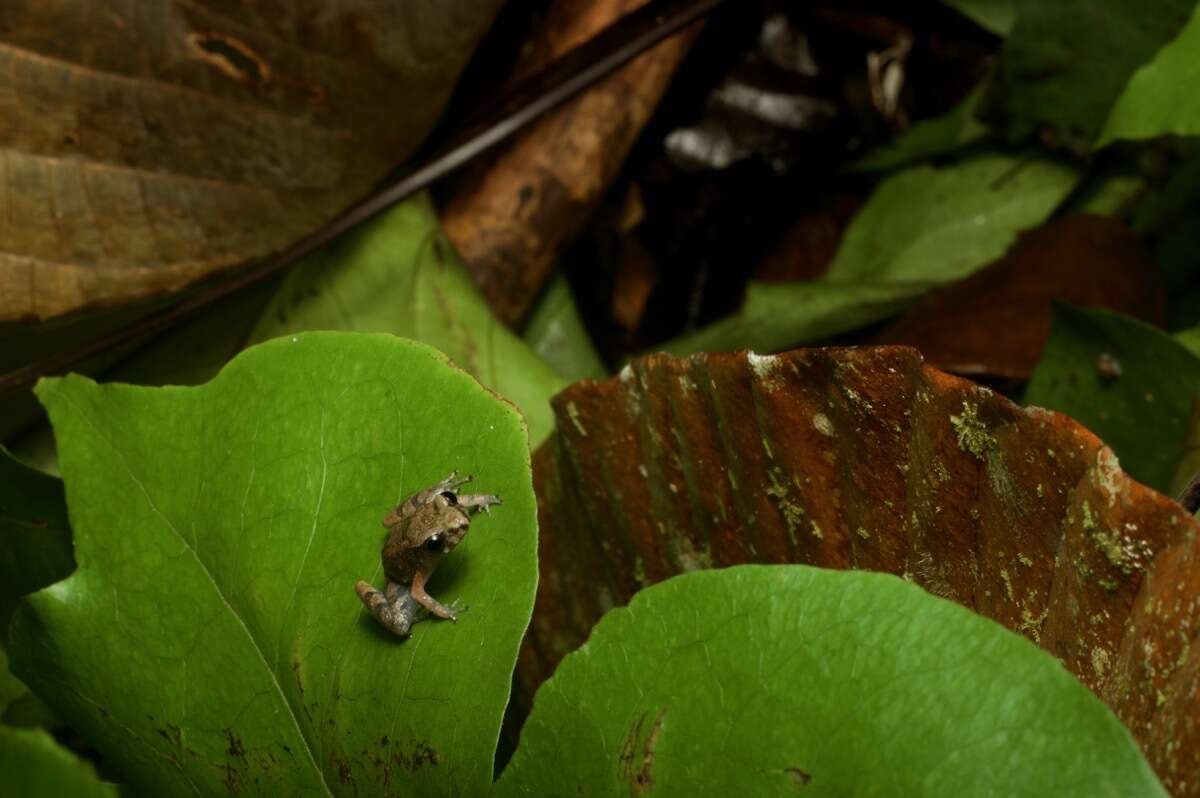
[0,0,502,321]
[873,215,1167,379]
[523,346,1200,794]
[440,0,701,327]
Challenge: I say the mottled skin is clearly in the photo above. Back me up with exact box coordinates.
[355,472,500,637]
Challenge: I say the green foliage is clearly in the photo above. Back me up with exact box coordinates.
[1178,324,1200,357]
[246,197,568,447]
[942,0,1015,35]
[986,0,1195,143]
[0,447,74,614]
[1100,3,1200,145]
[522,276,608,382]
[1025,306,1200,492]
[497,566,1165,796]
[0,447,74,721]
[852,84,990,171]
[0,727,116,797]
[661,280,918,357]
[663,152,1078,356]
[12,333,538,796]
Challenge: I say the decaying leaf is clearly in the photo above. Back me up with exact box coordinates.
[875,215,1166,379]
[0,0,503,321]
[523,346,1200,793]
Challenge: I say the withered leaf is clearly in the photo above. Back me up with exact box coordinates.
[0,0,503,321]
[524,346,1200,794]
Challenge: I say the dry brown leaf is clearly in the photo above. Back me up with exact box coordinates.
[522,346,1200,794]
[0,0,502,321]
[440,0,701,327]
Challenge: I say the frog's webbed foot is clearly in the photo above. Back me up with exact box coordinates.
[356,580,420,638]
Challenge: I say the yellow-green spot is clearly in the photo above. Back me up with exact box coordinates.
[766,467,805,544]
[1019,606,1049,642]
[856,526,871,541]
[1017,554,1034,568]
[1083,500,1154,576]
[950,401,996,460]
[1000,569,1015,603]
[812,412,835,437]
[1091,648,1111,679]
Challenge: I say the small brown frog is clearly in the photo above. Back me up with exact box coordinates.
[356,471,500,637]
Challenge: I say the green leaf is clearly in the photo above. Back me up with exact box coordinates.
[498,566,1164,796]
[1178,324,1200,357]
[0,727,116,797]
[852,83,990,171]
[661,152,1079,356]
[986,0,1195,143]
[1100,3,1200,146]
[246,196,568,447]
[12,332,538,796]
[0,445,73,662]
[0,447,73,606]
[828,154,1078,283]
[0,649,25,717]
[1025,306,1200,493]
[659,280,920,357]
[522,275,608,382]
[942,0,1015,35]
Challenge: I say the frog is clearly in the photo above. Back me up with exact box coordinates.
[355,471,500,637]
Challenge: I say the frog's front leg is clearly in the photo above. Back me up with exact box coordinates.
[355,579,424,637]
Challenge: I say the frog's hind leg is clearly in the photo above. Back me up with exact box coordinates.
[356,580,423,637]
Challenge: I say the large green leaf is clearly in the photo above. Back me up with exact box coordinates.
[0,727,116,797]
[246,197,568,447]
[498,566,1164,796]
[985,0,1194,143]
[1099,3,1200,145]
[11,332,538,796]
[661,152,1079,356]
[1024,306,1200,493]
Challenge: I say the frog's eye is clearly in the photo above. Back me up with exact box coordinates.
[424,534,445,552]
[440,491,458,506]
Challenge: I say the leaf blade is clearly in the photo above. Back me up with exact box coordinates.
[500,566,1165,795]
[12,332,538,796]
